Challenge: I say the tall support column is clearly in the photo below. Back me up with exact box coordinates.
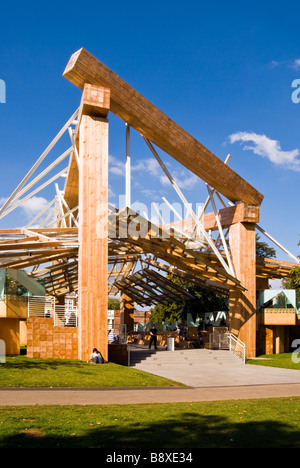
[120,292,134,334]
[229,221,257,358]
[78,84,110,361]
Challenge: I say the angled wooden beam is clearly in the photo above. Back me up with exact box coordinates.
[63,48,264,206]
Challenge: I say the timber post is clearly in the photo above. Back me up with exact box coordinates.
[78,84,110,361]
[120,292,135,334]
[229,221,257,358]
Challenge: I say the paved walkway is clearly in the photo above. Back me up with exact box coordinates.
[0,383,300,406]
[129,347,300,388]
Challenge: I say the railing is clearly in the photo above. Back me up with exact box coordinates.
[227,333,245,364]
[208,327,245,364]
[27,296,78,327]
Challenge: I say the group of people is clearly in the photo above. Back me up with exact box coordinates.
[176,321,189,341]
[90,316,227,360]
[108,328,120,343]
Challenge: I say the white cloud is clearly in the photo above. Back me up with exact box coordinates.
[270,58,300,70]
[271,60,280,68]
[109,155,125,176]
[293,58,300,69]
[176,172,198,190]
[109,154,199,191]
[228,131,300,171]
[20,196,50,218]
[132,158,198,190]
[108,186,116,198]
[0,195,50,219]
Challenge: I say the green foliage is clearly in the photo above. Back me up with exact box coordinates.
[282,266,300,308]
[149,301,185,324]
[5,274,28,296]
[256,234,276,258]
[149,276,228,324]
[108,297,120,310]
[282,235,300,308]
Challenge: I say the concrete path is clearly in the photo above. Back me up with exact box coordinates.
[0,384,300,406]
[0,348,299,406]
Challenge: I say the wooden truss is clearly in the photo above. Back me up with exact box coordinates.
[0,49,298,306]
[0,49,299,360]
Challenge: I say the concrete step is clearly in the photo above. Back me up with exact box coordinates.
[129,347,243,367]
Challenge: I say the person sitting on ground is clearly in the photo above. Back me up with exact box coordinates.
[90,348,103,364]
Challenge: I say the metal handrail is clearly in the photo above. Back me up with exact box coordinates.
[227,332,246,364]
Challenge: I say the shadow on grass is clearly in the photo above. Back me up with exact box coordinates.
[2,357,84,371]
[1,411,299,449]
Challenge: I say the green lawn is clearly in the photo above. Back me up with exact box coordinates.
[0,356,184,388]
[247,352,300,370]
[0,398,299,448]
[0,353,300,448]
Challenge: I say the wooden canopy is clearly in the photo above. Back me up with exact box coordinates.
[0,210,297,302]
[0,49,296,308]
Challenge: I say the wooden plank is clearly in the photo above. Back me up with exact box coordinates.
[78,89,109,362]
[63,48,264,206]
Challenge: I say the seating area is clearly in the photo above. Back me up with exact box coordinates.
[128,326,220,350]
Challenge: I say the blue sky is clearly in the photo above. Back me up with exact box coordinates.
[0,0,299,265]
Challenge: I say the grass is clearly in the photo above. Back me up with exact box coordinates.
[0,353,299,448]
[0,352,298,388]
[247,352,300,370]
[0,356,185,388]
[0,398,299,448]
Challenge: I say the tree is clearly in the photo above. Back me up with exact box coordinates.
[282,235,300,308]
[108,297,120,310]
[149,301,185,324]
[149,275,228,325]
[256,234,276,258]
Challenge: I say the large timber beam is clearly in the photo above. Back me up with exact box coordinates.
[229,222,257,358]
[63,48,264,206]
[78,83,110,362]
[161,203,260,233]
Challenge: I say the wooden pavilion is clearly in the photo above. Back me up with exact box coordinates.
[0,49,299,360]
